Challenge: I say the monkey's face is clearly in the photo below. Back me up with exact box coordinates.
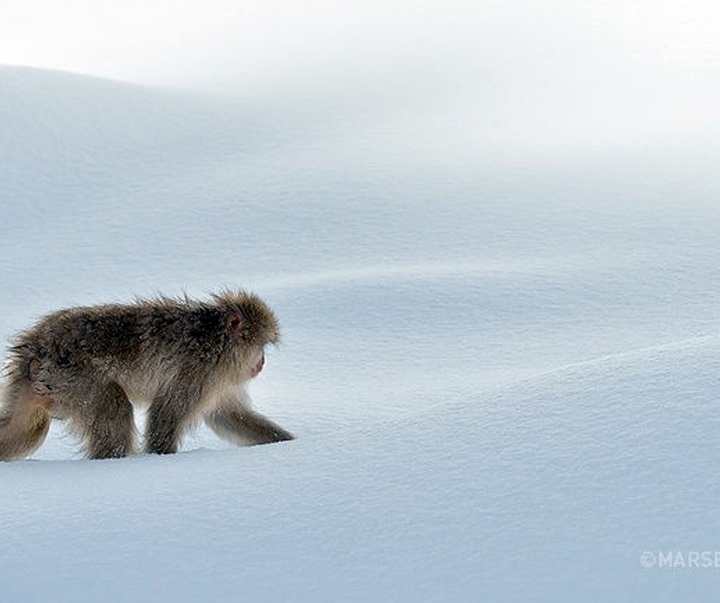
[226,339,269,383]
[219,291,280,382]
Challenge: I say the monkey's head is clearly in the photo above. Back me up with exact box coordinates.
[213,291,280,381]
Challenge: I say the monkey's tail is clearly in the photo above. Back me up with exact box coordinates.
[0,380,51,461]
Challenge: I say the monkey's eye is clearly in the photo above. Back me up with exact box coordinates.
[226,313,244,334]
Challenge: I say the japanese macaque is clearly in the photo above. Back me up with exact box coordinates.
[0,291,293,460]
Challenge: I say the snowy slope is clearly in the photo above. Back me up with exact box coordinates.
[1,65,720,601]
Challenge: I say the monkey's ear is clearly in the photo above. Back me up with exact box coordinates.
[226,313,244,334]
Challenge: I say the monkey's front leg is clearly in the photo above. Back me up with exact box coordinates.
[146,384,201,454]
[204,395,293,447]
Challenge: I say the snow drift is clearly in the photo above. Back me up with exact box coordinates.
[1,64,720,601]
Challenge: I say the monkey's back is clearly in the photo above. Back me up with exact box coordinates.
[9,299,228,380]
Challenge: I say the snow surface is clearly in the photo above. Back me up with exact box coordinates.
[1,64,720,601]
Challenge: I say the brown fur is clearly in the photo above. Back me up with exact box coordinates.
[0,291,293,460]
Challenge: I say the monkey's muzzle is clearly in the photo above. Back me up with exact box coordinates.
[251,354,265,378]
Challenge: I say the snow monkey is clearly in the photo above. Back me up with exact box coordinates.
[0,291,293,460]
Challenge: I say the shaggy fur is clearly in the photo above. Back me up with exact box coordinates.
[0,291,292,460]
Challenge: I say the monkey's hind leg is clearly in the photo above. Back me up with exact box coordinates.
[0,382,51,461]
[204,397,294,447]
[67,382,137,460]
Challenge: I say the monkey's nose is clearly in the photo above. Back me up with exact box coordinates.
[251,354,265,377]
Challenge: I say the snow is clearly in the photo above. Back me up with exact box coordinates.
[1,61,720,602]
